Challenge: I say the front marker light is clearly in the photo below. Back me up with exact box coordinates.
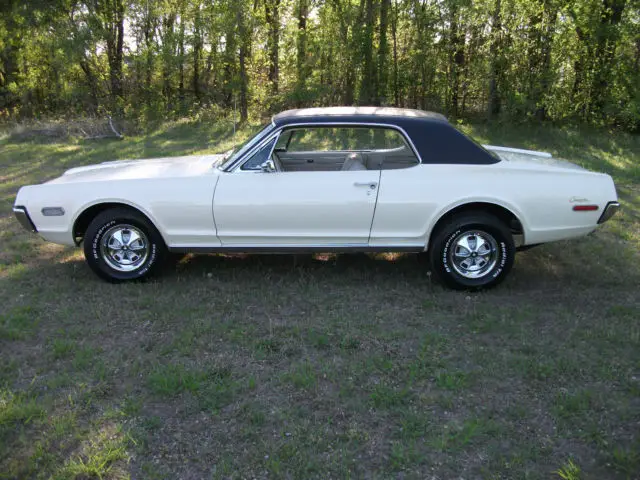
[41,207,65,216]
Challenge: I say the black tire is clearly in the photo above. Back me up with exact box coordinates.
[83,207,167,282]
[428,212,515,290]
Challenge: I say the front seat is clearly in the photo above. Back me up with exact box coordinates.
[341,153,367,171]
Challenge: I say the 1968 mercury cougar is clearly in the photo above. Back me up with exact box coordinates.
[13,107,619,289]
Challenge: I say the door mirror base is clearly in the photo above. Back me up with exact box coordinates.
[260,159,276,173]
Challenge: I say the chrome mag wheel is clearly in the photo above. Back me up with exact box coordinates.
[99,224,149,272]
[449,230,498,279]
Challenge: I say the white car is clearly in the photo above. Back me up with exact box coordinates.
[13,107,619,289]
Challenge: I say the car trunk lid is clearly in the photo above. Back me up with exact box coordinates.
[483,145,586,171]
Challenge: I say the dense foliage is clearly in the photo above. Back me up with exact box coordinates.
[0,0,638,129]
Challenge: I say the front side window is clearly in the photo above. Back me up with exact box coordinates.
[220,122,274,170]
[241,138,277,171]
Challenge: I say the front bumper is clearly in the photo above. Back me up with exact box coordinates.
[13,206,37,232]
[598,201,620,224]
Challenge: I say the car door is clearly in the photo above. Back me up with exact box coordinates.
[213,127,381,246]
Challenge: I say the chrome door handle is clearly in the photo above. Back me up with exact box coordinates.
[354,182,378,189]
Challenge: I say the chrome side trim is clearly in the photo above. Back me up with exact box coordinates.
[224,122,423,172]
[168,244,425,254]
[13,206,37,232]
[598,201,620,224]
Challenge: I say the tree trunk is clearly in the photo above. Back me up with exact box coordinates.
[223,18,236,109]
[487,0,502,119]
[143,11,153,100]
[178,12,185,105]
[80,58,99,110]
[296,0,309,105]
[193,3,202,100]
[590,0,627,115]
[391,0,399,106]
[161,13,176,107]
[329,0,355,105]
[101,0,125,106]
[537,5,557,120]
[448,1,465,117]
[237,8,249,123]
[265,0,280,95]
[523,0,557,120]
[571,20,588,115]
[359,0,375,105]
[377,0,390,105]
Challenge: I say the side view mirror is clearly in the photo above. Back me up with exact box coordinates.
[260,159,276,173]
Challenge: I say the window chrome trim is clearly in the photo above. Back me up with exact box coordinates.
[219,120,277,172]
[225,121,423,173]
[230,130,282,173]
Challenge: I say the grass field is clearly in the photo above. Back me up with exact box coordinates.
[1,119,639,479]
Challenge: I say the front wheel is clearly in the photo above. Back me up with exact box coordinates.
[428,212,515,290]
[83,207,167,282]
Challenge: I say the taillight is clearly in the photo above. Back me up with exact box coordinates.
[572,205,599,211]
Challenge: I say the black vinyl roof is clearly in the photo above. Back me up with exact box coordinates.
[272,107,498,165]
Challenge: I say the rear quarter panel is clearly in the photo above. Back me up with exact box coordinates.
[369,162,616,247]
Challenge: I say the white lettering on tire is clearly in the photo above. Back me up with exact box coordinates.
[92,220,116,260]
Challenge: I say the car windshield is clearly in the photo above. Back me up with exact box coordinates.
[218,122,275,170]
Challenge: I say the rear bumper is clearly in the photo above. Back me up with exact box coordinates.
[598,201,620,224]
[13,206,37,232]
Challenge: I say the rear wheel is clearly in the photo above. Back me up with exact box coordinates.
[429,212,515,290]
[83,207,166,282]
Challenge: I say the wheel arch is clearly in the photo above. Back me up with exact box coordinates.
[72,201,165,246]
[427,201,525,249]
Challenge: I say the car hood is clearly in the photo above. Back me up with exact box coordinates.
[483,145,586,171]
[47,154,225,184]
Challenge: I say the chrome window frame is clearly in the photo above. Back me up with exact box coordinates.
[218,121,277,171]
[224,122,423,173]
[229,130,282,173]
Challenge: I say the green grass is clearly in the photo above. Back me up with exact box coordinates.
[369,382,411,409]
[282,361,318,390]
[0,305,38,340]
[51,338,76,359]
[0,119,639,478]
[555,459,581,480]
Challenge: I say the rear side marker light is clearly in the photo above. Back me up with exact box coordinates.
[572,205,598,211]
